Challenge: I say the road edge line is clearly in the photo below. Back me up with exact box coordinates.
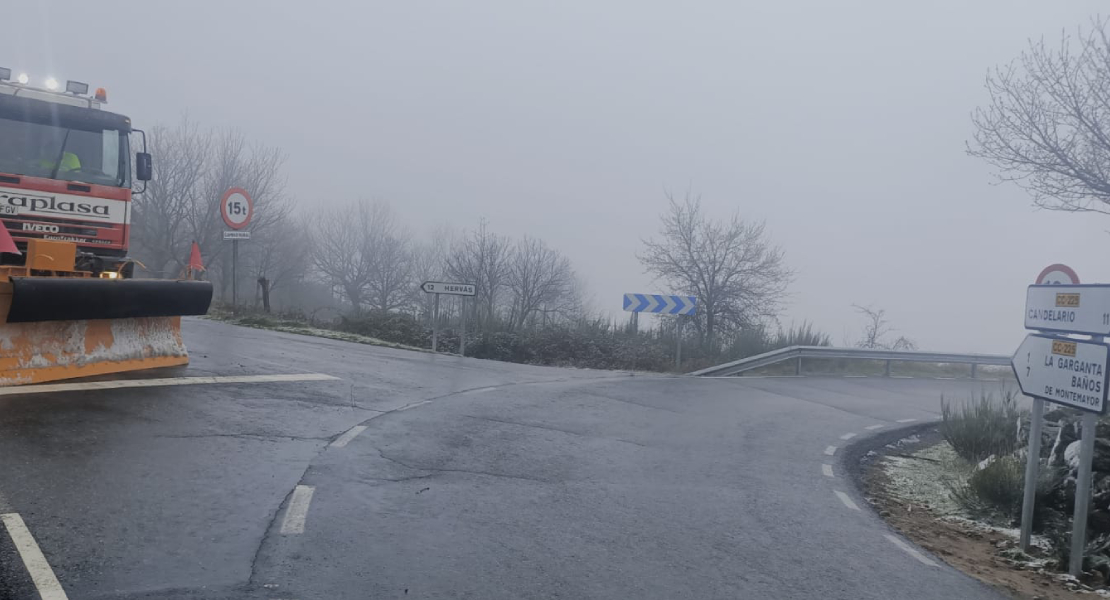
[884,533,939,567]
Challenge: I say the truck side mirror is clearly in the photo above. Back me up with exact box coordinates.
[136,153,152,181]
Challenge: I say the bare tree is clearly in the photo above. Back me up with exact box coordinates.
[199,129,290,301]
[130,116,210,277]
[969,18,1110,214]
[130,118,290,295]
[308,201,379,311]
[308,200,411,313]
[244,217,311,312]
[363,206,414,313]
[639,191,792,346]
[446,219,511,329]
[853,304,916,350]
[506,236,574,330]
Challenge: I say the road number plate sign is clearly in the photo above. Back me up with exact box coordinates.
[1026,285,1110,336]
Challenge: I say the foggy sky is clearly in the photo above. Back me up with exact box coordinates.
[6,1,1109,353]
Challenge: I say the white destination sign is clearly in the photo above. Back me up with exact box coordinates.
[1025,285,1110,336]
[1013,333,1110,414]
[421,281,476,296]
[223,231,251,240]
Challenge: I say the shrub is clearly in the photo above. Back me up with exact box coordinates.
[940,390,1024,463]
[950,456,1066,521]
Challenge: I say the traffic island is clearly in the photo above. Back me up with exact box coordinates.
[853,416,1110,599]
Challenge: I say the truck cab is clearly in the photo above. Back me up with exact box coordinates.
[0,72,151,277]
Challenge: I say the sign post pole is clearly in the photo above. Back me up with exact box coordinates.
[1020,397,1044,551]
[432,293,440,353]
[459,297,467,357]
[1072,410,1098,576]
[232,239,239,315]
[675,317,682,370]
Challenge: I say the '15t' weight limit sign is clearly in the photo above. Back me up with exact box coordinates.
[221,187,253,230]
[1013,333,1110,414]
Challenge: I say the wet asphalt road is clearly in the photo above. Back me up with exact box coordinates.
[0,318,1012,600]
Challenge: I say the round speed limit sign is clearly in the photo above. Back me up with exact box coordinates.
[220,187,253,230]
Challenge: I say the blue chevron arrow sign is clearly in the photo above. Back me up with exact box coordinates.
[622,293,697,315]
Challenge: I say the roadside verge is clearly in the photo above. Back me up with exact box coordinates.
[844,424,1097,600]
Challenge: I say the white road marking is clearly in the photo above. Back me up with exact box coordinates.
[884,533,939,567]
[844,375,867,378]
[461,386,499,395]
[0,373,340,396]
[822,464,834,478]
[330,425,367,448]
[896,418,918,423]
[824,445,837,456]
[890,375,913,379]
[834,491,860,511]
[280,485,316,535]
[397,399,432,411]
[839,432,857,440]
[864,424,885,430]
[935,377,958,380]
[1,513,68,600]
[699,375,803,379]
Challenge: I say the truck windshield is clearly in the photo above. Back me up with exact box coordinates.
[0,117,130,188]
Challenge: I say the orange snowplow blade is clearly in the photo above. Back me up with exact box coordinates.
[0,281,196,386]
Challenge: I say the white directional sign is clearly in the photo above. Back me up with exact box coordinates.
[1026,285,1110,336]
[1012,334,1110,414]
[223,231,251,240]
[421,281,476,296]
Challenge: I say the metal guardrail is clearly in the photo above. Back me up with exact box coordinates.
[688,346,1012,378]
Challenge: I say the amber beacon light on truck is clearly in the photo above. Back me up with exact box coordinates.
[0,68,213,385]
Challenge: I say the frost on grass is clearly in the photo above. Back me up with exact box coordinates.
[882,442,970,515]
[236,321,429,353]
[879,440,1054,553]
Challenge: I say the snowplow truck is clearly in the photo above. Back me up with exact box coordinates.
[0,72,212,385]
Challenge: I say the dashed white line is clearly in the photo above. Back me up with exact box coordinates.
[330,425,367,448]
[864,424,885,430]
[280,485,316,535]
[0,373,340,396]
[833,491,860,511]
[822,464,834,478]
[839,432,857,440]
[896,418,918,423]
[824,445,837,456]
[884,533,939,567]
[844,375,867,378]
[1,513,68,600]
